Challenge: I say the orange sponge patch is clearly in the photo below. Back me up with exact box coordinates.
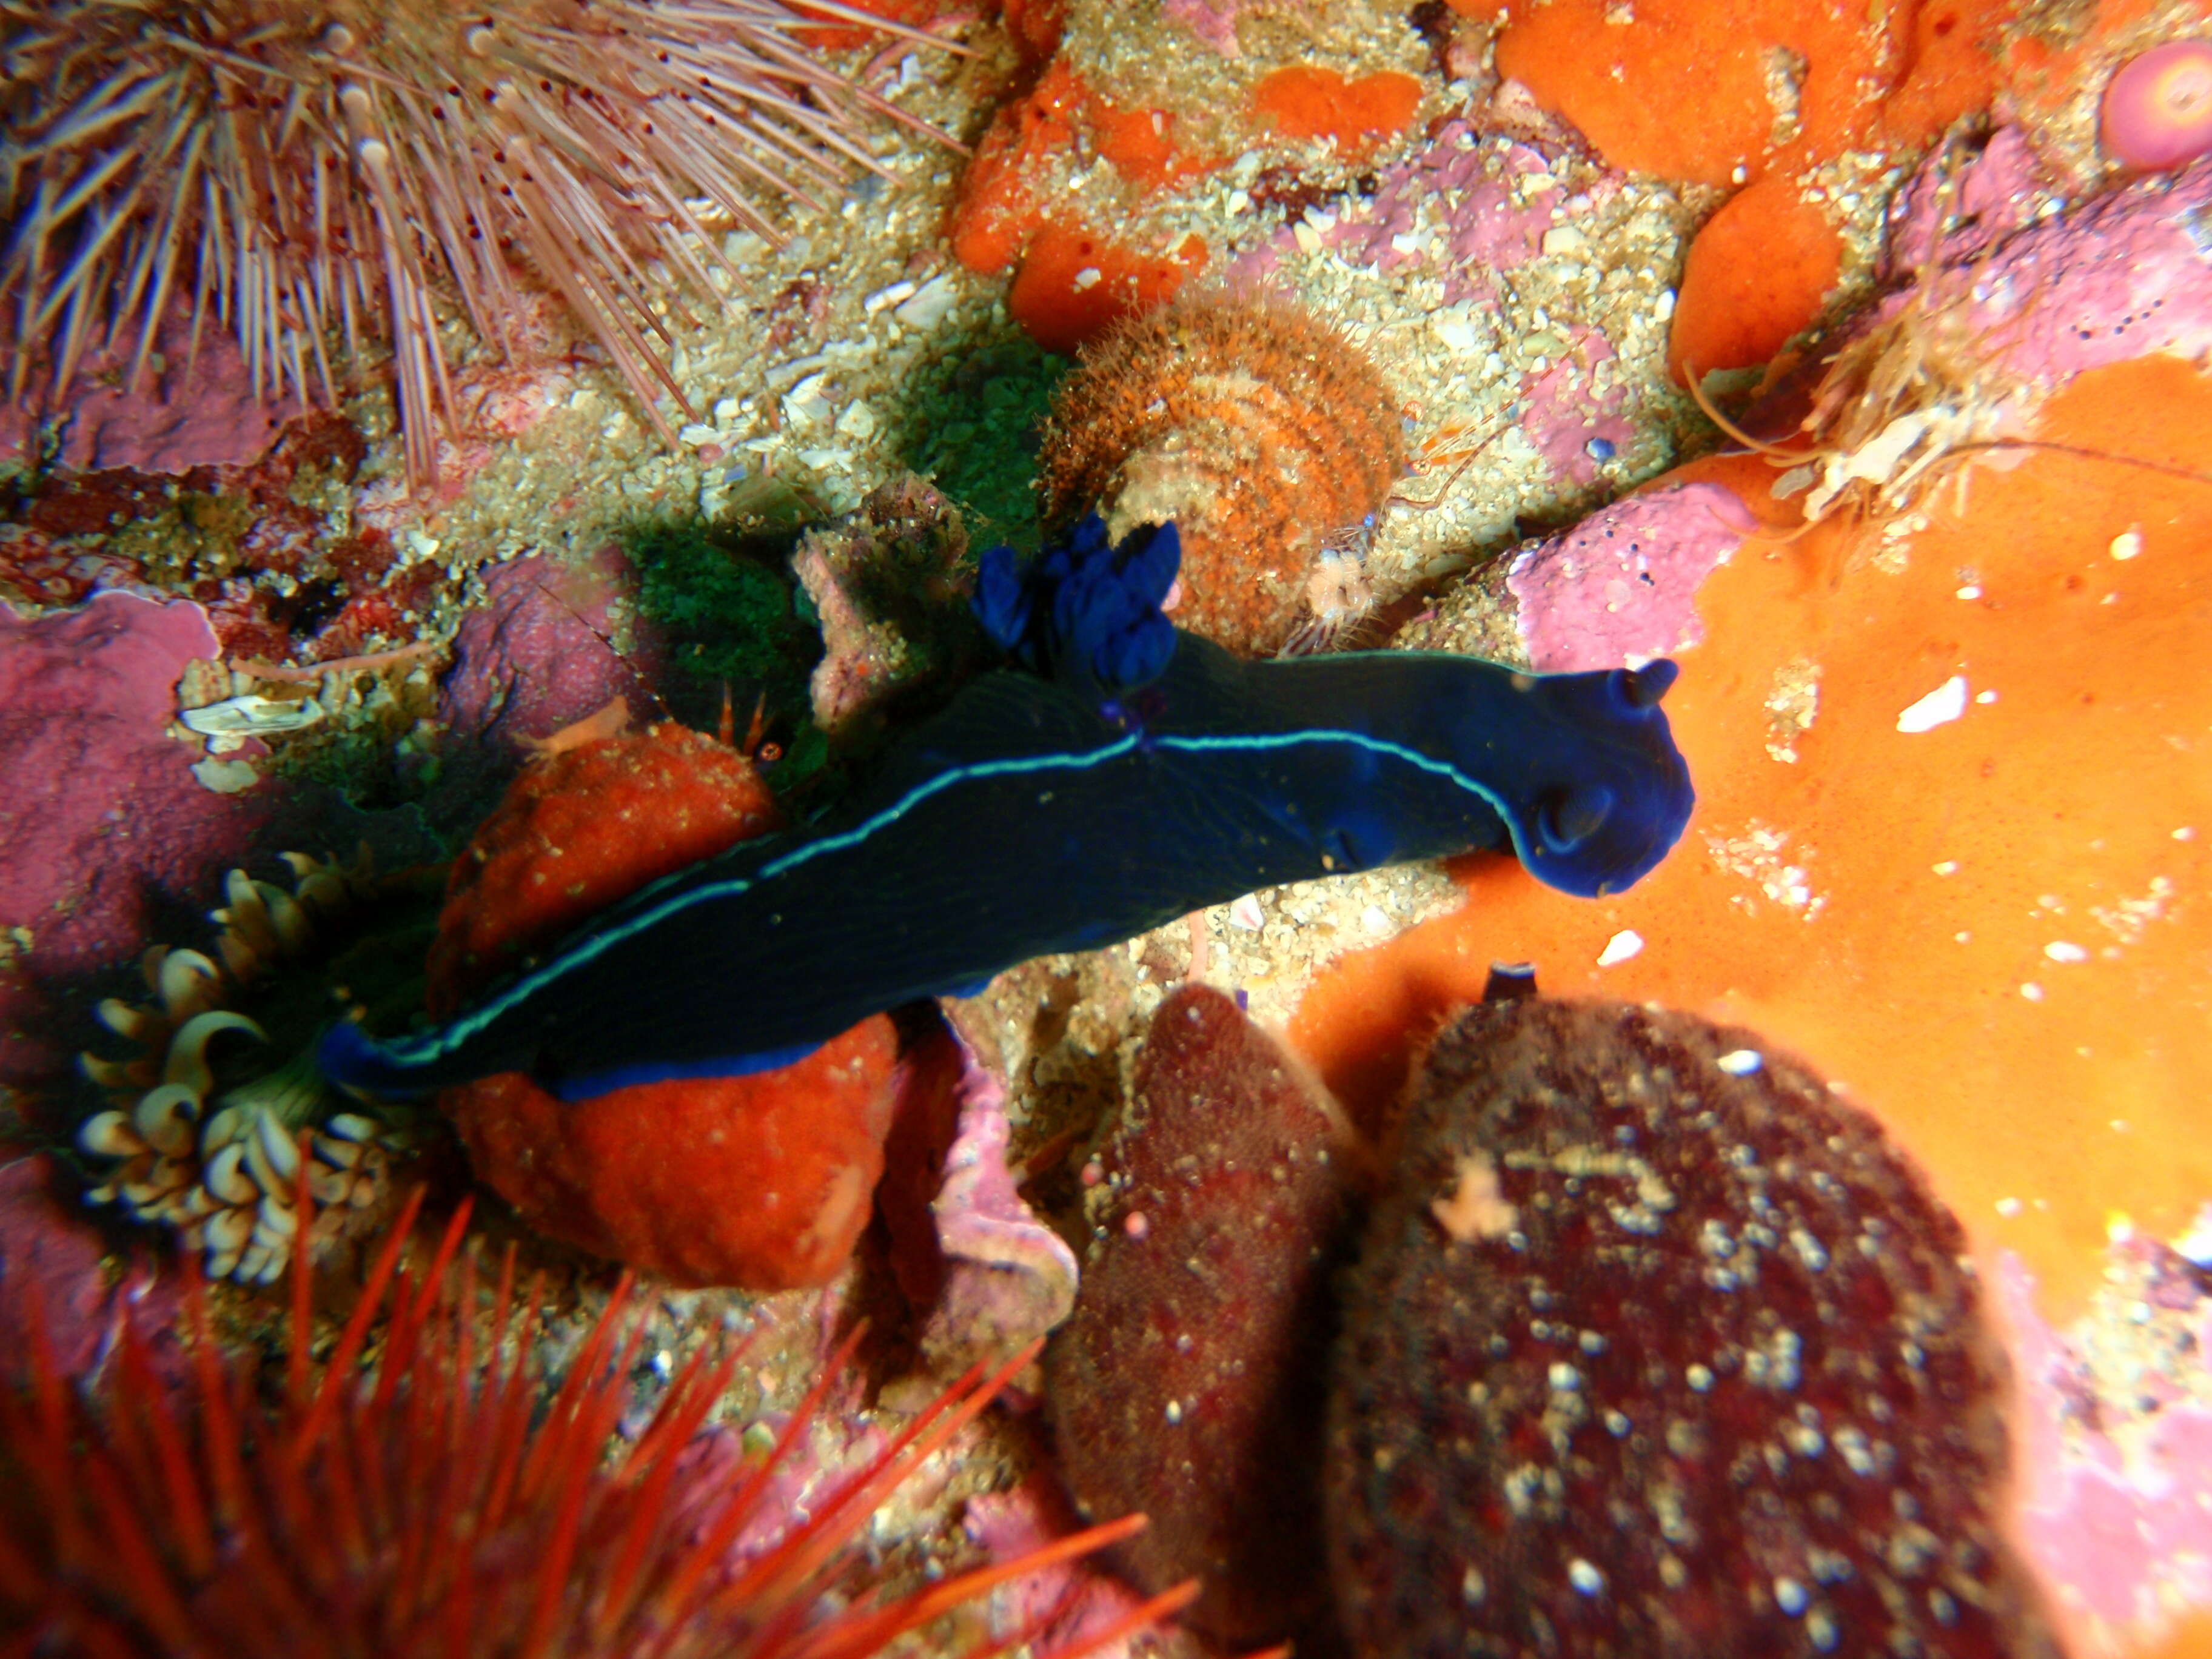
[442,1021,901,1290]
[1292,355,2212,1318]
[1464,0,2010,187]
[427,724,782,1016]
[1247,67,1424,154]
[1668,175,1844,380]
[1007,226,1208,357]
[426,723,902,1290]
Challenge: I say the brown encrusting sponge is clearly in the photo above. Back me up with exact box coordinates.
[1327,997,2060,1659]
[1035,294,1406,655]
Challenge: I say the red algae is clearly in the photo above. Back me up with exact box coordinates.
[1328,997,2059,1658]
[1290,355,2212,1316]
[1049,985,1356,1648]
[428,724,902,1289]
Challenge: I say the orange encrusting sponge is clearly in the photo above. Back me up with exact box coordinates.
[1290,354,2212,1321]
[1247,67,1424,153]
[428,724,903,1290]
[1666,176,1842,383]
[947,59,1213,352]
[1446,0,2015,376]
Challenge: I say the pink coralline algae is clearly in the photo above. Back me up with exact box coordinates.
[1522,331,1641,489]
[0,594,276,1086]
[1286,122,1598,300]
[0,1150,184,1390]
[2102,41,2212,172]
[964,1472,1179,1655]
[1874,141,2212,387]
[1504,480,1757,671]
[1998,1246,2212,1654]
[1162,0,1245,58]
[1225,115,1652,493]
[437,552,652,750]
[1050,984,1356,1649]
[1883,127,2047,276]
[0,326,298,477]
[1327,996,2060,1659]
[915,1028,1081,1375]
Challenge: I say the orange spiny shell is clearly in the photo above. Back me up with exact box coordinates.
[1036,295,1406,655]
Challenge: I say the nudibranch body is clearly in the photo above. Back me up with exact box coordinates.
[321,518,1694,1104]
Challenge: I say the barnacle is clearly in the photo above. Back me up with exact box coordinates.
[75,848,432,1283]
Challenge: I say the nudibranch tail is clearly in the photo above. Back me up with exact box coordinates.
[320,518,1694,1106]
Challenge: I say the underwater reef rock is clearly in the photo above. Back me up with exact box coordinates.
[1036,295,1405,655]
[1328,996,2059,1659]
[1051,984,1358,1649]
[427,723,900,1289]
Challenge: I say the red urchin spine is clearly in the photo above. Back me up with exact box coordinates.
[0,0,954,487]
[0,1180,1194,1657]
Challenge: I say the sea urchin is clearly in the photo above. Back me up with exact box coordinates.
[1,1187,1194,1656]
[1,0,950,484]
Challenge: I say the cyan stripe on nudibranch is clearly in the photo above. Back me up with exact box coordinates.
[320,517,1695,1104]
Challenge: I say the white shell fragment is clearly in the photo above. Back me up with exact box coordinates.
[179,693,326,738]
[1895,675,1968,734]
[1597,930,1645,967]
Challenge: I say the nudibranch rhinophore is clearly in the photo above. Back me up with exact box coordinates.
[320,517,1694,1104]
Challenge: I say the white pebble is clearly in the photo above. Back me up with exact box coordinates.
[1895,675,1968,733]
[1596,929,1644,967]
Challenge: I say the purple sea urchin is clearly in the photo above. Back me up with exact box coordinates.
[1329,996,2060,1659]
[1,0,948,485]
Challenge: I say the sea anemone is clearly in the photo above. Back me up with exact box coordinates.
[75,846,437,1284]
[1,0,950,485]
[0,1188,1193,1655]
[2101,39,2212,172]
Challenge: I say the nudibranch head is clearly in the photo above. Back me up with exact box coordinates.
[2102,39,2212,170]
[1497,659,1694,898]
[975,514,1181,698]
